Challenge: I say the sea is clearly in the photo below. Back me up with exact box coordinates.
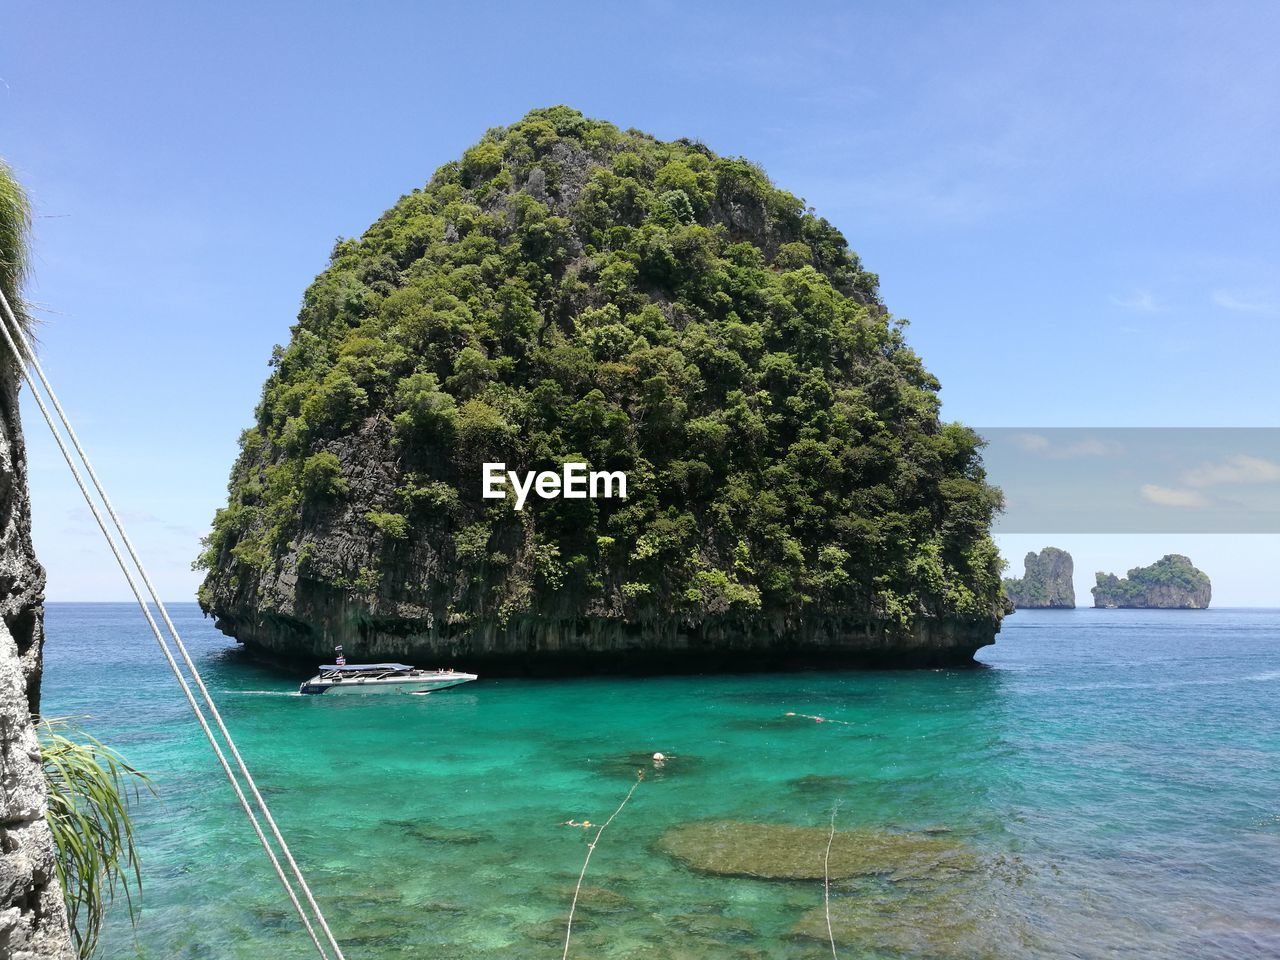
[40,603,1280,959]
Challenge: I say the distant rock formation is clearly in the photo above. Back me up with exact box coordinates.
[1092,554,1211,609]
[1003,548,1075,609]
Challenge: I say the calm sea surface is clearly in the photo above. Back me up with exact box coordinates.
[41,604,1280,959]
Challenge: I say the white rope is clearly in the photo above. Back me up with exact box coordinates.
[823,802,840,960]
[0,291,342,960]
[562,775,641,960]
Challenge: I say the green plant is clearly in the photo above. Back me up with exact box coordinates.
[39,718,152,959]
[365,510,410,539]
[0,158,33,337]
[300,451,348,501]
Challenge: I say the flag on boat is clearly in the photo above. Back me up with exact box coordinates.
[334,645,346,666]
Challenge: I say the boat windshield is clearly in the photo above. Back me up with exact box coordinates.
[317,664,414,679]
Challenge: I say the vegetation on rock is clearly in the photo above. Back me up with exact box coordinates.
[1092,554,1211,609]
[196,107,1005,656]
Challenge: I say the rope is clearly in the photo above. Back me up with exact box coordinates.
[0,291,343,960]
[823,803,840,960]
[561,775,641,960]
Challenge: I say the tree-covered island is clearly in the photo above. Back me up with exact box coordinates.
[1092,554,1211,609]
[196,107,1007,671]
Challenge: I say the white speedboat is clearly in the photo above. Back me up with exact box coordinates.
[299,663,477,696]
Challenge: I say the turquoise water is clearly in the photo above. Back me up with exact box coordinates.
[41,604,1280,959]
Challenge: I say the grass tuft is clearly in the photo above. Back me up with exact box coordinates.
[0,158,32,337]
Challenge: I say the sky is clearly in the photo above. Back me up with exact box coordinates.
[2,1,1279,604]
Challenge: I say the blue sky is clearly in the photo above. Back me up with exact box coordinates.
[3,1,1278,603]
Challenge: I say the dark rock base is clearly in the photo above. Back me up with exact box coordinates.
[209,607,999,676]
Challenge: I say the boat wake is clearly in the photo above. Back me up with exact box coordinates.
[231,690,307,697]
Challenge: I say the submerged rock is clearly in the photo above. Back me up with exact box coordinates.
[786,773,861,796]
[526,917,597,945]
[386,819,492,846]
[790,886,992,958]
[657,820,976,881]
[1003,547,1075,609]
[548,883,631,913]
[666,911,757,944]
[1092,554,1211,609]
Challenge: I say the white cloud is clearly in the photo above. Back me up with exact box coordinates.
[1011,433,1120,459]
[1212,290,1278,315]
[1183,454,1280,488]
[1140,484,1210,508]
[1011,433,1050,452]
[1055,438,1122,459]
[1110,289,1161,312]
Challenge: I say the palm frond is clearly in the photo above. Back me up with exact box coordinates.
[39,717,153,959]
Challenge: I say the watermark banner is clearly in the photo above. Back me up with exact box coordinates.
[979,428,1280,533]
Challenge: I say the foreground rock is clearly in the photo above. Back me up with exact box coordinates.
[0,164,74,959]
[1092,554,1211,609]
[1002,547,1075,609]
[657,820,976,881]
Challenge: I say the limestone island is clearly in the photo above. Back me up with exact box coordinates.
[196,107,1008,673]
[1002,547,1075,609]
[1092,554,1211,609]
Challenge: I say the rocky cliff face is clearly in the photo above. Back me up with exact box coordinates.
[214,600,1000,672]
[1092,554,1211,609]
[0,354,74,958]
[1002,547,1075,609]
[199,107,1007,671]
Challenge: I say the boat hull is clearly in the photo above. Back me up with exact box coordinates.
[299,674,476,696]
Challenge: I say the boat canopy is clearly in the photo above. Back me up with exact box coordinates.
[318,663,413,671]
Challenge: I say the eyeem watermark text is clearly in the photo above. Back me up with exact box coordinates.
[482,463,627,510]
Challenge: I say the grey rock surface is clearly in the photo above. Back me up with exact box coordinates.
[1,358,74,959]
